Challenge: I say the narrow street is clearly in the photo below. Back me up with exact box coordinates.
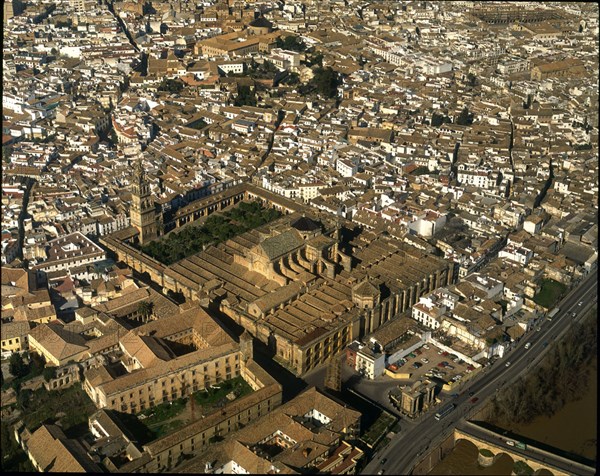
[16,177,35,261]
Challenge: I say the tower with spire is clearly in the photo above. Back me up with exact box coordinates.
[130,159,157,245]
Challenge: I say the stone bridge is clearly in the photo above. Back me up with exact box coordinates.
[453,422,595,476]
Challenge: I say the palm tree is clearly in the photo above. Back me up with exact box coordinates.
[137,300,154,322]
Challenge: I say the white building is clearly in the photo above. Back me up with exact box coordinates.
[407,209,447,237]
[498,243,533,265]
[355,346,385,380]
[336,158,358,177]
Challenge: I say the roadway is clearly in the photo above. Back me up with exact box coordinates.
[456,420,596,476]
[361,268,598,475]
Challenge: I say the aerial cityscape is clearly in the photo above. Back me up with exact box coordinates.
[1,0,598,474]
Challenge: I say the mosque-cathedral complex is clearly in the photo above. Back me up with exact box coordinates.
[101,167,454,376]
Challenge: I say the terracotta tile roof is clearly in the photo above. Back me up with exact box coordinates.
[28,323,89,363]
[26,424,102,472]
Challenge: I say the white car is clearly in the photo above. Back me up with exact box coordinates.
[524,342,531,350]
[505,361,511,367]
[421,358,429,363]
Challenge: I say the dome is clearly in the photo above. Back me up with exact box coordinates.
[249,16,273,29]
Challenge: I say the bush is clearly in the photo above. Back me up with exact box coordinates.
[490,310,596,425]
[276,35,306,52]
[158,78,184,94]
[9,353,28,379]
[43,367,57,382]
[234,85,257,107]
[456,106,473,126]
[142,201,282,265]
[311,67,341,98]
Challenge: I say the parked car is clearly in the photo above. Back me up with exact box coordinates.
[470,397,479,404]
[421,358,429,363]
[423,344,430,350]
[437,362,445,368]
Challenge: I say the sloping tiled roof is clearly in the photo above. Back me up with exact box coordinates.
[26,424,101,472]
[258,229,304,261]
[28,323,89,362]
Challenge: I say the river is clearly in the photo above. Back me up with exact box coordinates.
[430,360,597,473]
[508,363,597,461]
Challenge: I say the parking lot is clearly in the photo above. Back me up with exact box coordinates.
[386,343,476,390]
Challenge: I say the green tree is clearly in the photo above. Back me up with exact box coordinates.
[305,52,323,67]
[43,367,57,382]
[456,106,473,126]
[467,72,477,87]
[431,112,450,127]
[2,144,13,163]
[312,67,340,98]
[137,300,154,320]
[276,35,306,52]
[9,353,28,379]
[158,78,184,93]
[234,85,257,107]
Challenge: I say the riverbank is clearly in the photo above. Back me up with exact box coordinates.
[506,358,597,461]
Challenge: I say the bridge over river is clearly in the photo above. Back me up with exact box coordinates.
[411,420,596,475]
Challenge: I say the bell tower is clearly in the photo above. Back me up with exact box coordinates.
[130,159,157,245]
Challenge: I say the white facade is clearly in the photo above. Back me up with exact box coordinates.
[336,158,358,177]
[457,171,495,189]
[407,209,447,237]
[355,347,385,379]
[498,244,533,265]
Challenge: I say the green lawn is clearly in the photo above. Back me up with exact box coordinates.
[142,201,282,265]
[151,419,185,439]
[361,411,396,447]
[18,384,96,433]
[533,279,567,308]
[118,377,255,443]
[193,376,253,408]
[139,398,187,427]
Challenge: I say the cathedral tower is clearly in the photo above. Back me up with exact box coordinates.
[130,159,157,245]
